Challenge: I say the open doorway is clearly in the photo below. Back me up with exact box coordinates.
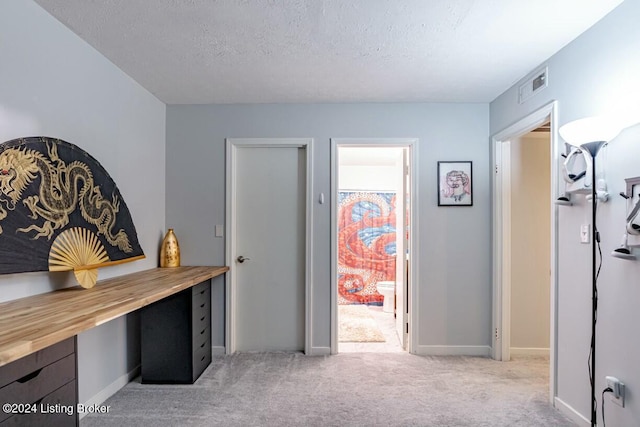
[491,101,559,403]
[509,126,551,360]
[330,140,416,354]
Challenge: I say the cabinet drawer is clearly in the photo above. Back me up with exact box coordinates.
[192,280,209,295]
[191,311,211,333]
[1,380,77,427]
[194,336,209,353]
[192,339,211,379]
[193,324,209,343]
[0,338,75,386]
[193,298,209,318]
[193,321,210,352]
[0,354,76,421]
[192,287,210,311]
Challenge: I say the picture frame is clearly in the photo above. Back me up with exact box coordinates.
[437,161,473,206]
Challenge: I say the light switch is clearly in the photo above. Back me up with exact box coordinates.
[580,224,590,244]
[215,224,224,237]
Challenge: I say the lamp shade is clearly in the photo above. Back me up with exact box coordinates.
[559,116,624,147]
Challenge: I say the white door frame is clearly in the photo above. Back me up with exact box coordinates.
[225,138,314,355]
[330,138,419,355]
[491,101,559,403]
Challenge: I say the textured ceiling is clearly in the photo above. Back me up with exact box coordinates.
[33,0,623,104]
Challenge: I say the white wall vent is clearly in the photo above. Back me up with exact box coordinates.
[518,66,548,104]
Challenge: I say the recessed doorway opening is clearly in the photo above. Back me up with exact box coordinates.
[491,101,559,404]
[330,139,418,354]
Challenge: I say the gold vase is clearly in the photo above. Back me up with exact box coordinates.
[160,228,180,268]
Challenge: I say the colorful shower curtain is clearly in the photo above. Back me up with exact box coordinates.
[338,191,396,305]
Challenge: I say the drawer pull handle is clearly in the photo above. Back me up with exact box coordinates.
[200,290,206,295]
[200,316,205,321]
[17,368,43,383]
[200,329,206,335]
[200,303,205,308]
[201,355,206,362]
[200,342,205,348]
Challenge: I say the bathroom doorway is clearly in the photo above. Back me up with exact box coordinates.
[330,140,415,354]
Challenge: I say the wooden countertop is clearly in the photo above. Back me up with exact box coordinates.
[0,266,229,368]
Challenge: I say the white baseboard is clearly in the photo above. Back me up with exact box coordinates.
[554,396,589,426]
[308,346,331,356]
[510,347,550,357]
[212,346,226,356]
[79,365,140,420]
[415,345,491,357]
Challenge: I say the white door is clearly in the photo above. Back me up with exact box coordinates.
[395,149,409,349]
[229,142,306,352]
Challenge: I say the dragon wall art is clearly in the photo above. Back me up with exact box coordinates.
[0,137,144,288]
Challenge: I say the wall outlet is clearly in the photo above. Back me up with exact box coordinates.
[215,224,224,237]
[580,224,590,243]
[606,376,625,407]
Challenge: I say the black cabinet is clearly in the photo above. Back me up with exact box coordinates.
[0,337,78,426]
[140,280,212,383]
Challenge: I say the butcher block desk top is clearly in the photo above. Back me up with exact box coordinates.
[0,266,229,368]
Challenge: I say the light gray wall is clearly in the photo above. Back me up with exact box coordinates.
[510,134,550,351]
[166,103,490,353]
[0,0,166,405]
[491,1,640,424]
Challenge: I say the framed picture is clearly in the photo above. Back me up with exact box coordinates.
[437,161,473,206]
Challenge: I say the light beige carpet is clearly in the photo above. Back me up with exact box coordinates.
[338,304,386,342]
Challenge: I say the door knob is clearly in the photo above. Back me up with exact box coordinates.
[236,256,250,263]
